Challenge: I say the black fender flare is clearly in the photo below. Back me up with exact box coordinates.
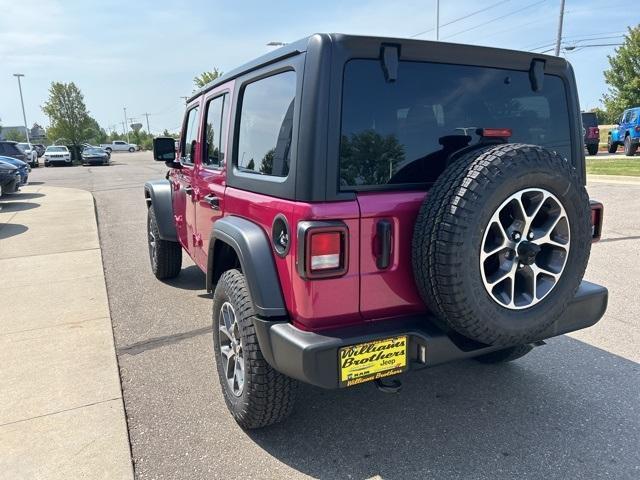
[144,179,178,242]
[207,216,286,318]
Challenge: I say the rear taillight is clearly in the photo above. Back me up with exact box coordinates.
[588,126,600,138]
[590,200,603,242]
[297,222,348,279]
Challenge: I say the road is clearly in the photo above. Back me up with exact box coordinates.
[27,152,640,479]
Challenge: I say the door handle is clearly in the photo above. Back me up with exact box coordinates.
[184,185,194,196]
[204,194,220,210]
[376,219,392,269]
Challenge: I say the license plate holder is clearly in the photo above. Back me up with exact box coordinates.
[338,335,408,387]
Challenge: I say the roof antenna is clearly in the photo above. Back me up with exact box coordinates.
[529,58,545,92]
[380,44,400,82]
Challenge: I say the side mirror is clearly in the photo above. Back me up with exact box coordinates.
[153,137,177,162]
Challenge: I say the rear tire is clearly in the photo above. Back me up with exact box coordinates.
[624,136,637,156]
[586,144,598,156]
[607,138,617,153]
[213,269,298,429]
[474,344,533,363]
[147,206,182,279]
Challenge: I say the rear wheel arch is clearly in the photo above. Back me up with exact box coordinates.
[144,180,177,242]
[206,216,287,318]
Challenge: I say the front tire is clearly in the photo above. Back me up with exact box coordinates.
[147,206,182,279]
[213,269,298,429]
[128,147,135,152]
[607,137,618,153]
[624,136,637,156]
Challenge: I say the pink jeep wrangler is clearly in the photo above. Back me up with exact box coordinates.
[145,34,607,429]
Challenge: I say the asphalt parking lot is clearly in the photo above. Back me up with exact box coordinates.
[26,152,640,479]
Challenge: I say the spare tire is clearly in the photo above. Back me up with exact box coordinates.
[412,143,591,346]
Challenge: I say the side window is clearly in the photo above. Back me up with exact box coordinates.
[181,106,200,164]
[236,71,296,177]
[629,110,638,123]
[203,94,228,169]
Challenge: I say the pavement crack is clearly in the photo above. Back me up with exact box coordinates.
[117,326,212,356]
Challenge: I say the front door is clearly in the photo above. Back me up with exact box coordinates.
[193,90,231,270]
[172,104,201,259]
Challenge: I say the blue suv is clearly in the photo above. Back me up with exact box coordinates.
[608,107,640,156]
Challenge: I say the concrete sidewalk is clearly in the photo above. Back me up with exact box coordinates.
[0,185,133,479]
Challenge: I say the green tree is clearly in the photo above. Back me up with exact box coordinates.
[4,129,27,142]
[602,25,640,121]
[42,81,99,146]
[193,68,223,90]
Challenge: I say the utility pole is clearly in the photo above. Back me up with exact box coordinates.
[554,0,566,56]
[143,112,151,135]
[435,0,440,41]
[123,107,130,143]
[13,74,30,143]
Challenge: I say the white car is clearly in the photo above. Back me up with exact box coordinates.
[44,145,72,166]
[17,142,39,168]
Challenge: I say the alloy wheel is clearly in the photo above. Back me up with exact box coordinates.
[480,188,570,309]
[218,302,245,396]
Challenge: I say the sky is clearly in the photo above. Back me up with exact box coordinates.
[1,0,638,135]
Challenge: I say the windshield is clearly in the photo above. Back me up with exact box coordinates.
[86,148,104,154]
[17,143,30,150]
[340,60,571,189]
[47,146,68,152]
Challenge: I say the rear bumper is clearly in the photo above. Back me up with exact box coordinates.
[254,280,608,389]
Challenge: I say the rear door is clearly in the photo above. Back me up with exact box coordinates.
[171,103,201,257]
[193,89,231,270]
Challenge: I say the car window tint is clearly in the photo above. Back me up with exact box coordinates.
[340,59,571,188]
[236,71,295,177]
[203,94,228,169]
[181,106,200,164]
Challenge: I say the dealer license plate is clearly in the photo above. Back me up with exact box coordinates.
[339,336,408,387]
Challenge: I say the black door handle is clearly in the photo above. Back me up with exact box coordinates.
[204,194,220,210]
[184,186,194,196]
[376,219,392,269]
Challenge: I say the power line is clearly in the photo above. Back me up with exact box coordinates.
[529,34,623,52]
[443,0,547,40]
[410,0,511,38]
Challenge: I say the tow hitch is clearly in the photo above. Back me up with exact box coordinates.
[374,378,402,393]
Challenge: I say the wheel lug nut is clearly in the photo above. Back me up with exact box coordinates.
[519,263,524,269]
[528,231,534,240]
[512,231,521,241]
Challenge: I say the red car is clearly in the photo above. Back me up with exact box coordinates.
[145,34,607,428]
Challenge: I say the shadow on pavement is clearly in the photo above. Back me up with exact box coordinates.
[164,264,206,291]
[8,192,45,200]
[0,201,40,213]
[0,223,28,240]
[247,336,639,479]
[26,181,45,185]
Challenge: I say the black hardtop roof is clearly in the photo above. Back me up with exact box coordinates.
[188,33,569,102]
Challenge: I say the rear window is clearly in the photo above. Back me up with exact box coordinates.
[340,60,571,189]
[581,112,598,127]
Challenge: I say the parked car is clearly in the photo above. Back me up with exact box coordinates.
[0,156,29,185]
[33,144,46,157]
[81,147,110,166]
[82,143,110,158]
[16,142,39,167]
[0,162,20,196]
[145,34,607,429]
[581,112,599,156]
[0,141,29,164]
[44,145,72,166]
[99,140,138,153]
[608,107,640,156]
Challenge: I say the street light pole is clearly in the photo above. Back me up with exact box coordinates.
[123,107,130,143]
[13,73,30,143]
[554,0,566,56]
[435,0,440,41]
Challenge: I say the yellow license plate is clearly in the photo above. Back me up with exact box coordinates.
[339,336,408,387]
